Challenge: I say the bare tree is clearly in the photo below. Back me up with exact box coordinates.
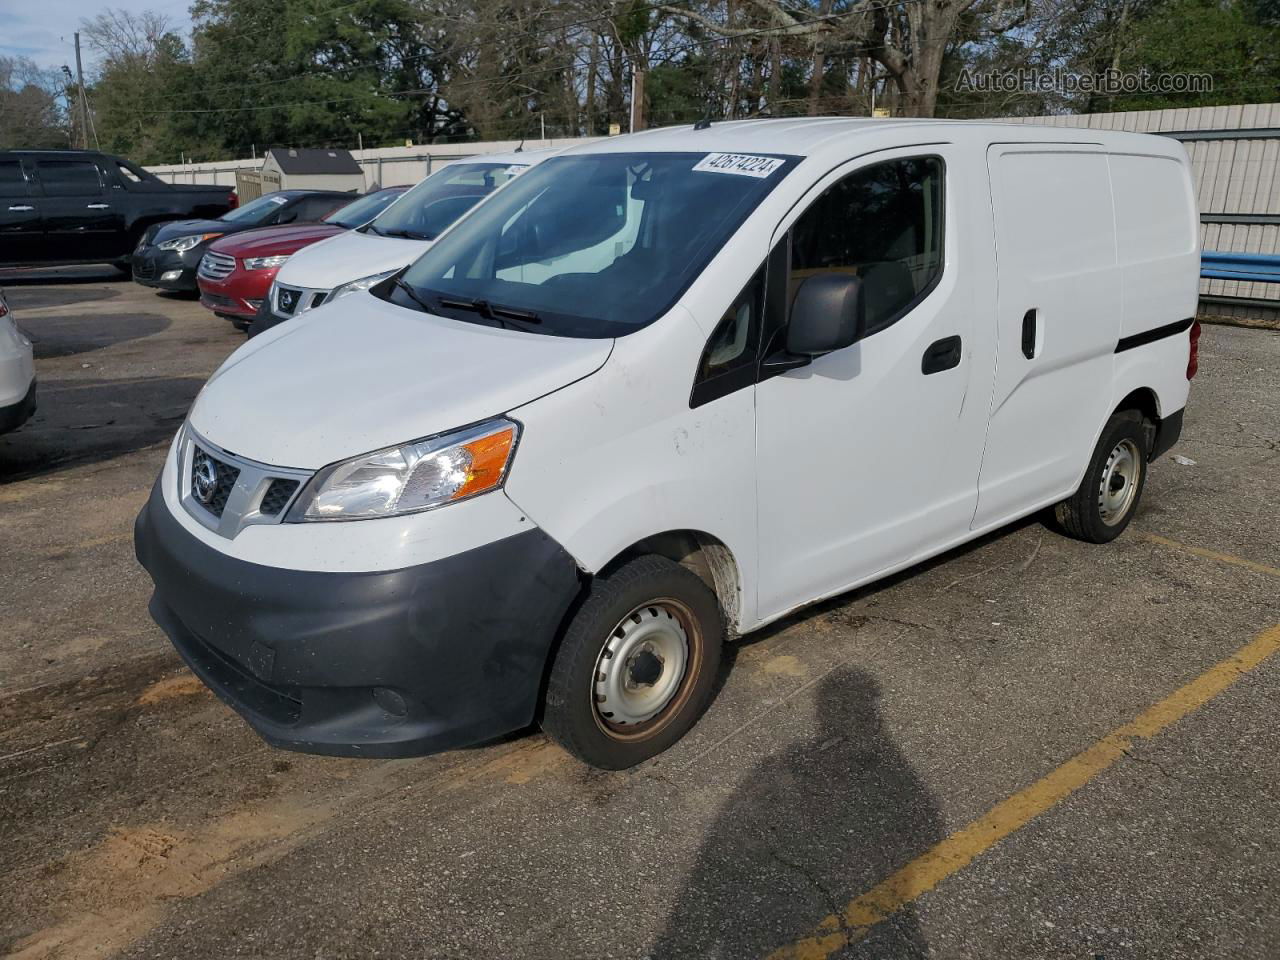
[664,0,1031,117]
[81,8,176,65]
[0,56,68,148]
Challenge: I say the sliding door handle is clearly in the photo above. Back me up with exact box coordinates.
[86,203,110,210]
[922,335,962,374]
[1021,309,1037,359]
[7,204,34,212]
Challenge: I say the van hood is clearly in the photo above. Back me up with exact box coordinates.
[188,292,613,470]
[270,229,427,290]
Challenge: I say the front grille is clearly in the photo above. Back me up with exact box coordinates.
[311,292,330,309]
[274,285,303,316]
[180,430,313,538]
[191,447,240,518]
[259,479,299,516]
[199,251,236,280]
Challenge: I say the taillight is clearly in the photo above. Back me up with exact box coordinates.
[1186,320,1201,380]
[227,190,239,210]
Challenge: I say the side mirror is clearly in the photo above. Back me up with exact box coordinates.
[787,273,865,355]
[763,273,865,373]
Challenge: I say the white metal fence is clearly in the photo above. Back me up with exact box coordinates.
[146,137,603,191]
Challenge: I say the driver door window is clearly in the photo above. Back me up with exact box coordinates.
[789,156,943,336]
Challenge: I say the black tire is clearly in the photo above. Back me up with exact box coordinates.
[542,555,725,770]
[1054,409,1150,543]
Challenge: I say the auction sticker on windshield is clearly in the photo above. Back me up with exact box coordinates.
[692,153,786,178]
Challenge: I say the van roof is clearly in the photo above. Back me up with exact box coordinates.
[560,117,1182,158]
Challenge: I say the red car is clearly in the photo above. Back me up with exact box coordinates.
[196,186,409,328]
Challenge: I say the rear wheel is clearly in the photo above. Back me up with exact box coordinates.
[542,555,725,769]
[1054,409,1149,543]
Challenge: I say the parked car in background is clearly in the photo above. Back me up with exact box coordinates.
[137,121,1200,771]
[249,150,550,336]
[131,190,355,294]
[197,186,409,329]
[0,287,36,434]
[0,149,236,272]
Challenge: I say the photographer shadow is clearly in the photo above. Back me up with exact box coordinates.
[650,667,942,959]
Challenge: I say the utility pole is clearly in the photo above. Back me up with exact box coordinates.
[73,32,89,150]
[60,65,76,147]
[629,69,646,133]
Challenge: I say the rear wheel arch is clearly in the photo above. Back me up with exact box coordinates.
[1112,387,1161,457]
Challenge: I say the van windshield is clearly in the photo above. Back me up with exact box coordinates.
[324,188,405,228]
[364,162,527,241]
[390,152,797,337]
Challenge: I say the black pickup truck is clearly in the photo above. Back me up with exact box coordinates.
[0,149,236,271]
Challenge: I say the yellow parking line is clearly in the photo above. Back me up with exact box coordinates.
[767,623,1280,960]
[1138,532,1280,579]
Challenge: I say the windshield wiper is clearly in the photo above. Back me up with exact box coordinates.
[438,295,542,330]
[380,228,429,240]
[392,277,434,313]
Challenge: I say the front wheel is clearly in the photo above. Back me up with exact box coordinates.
[542,555,725,769]
[1054,409,1149,543]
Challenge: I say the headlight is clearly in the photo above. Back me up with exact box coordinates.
[328,270,395,302]
[158,233,222,252]
[288,419,519,521]
[244,254,290,270]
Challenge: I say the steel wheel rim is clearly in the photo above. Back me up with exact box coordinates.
[1098,438,1142,526]
[593,599,697,739]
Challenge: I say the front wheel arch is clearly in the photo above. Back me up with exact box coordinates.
[598,529,742,636]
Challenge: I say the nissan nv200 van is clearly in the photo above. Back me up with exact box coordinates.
[135,119,1201,770]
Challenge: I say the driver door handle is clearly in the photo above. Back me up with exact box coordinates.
[921,335,962,375]
[8,205,34,212]
[86,203,110,210]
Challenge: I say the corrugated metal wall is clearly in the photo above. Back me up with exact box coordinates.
[1006,103,1280,321]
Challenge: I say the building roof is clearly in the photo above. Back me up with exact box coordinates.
[266,147,362,175]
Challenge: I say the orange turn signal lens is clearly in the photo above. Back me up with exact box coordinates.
[453,425,517,500]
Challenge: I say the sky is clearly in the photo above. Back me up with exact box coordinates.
[1,0,194,76]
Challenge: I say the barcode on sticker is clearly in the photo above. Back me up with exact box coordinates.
[692,153,785,178]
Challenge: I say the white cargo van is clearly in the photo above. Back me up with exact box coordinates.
[136,119,1201,770]
[255,149,549,331]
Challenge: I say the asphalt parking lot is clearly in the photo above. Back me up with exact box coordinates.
[2,268,1279,960]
